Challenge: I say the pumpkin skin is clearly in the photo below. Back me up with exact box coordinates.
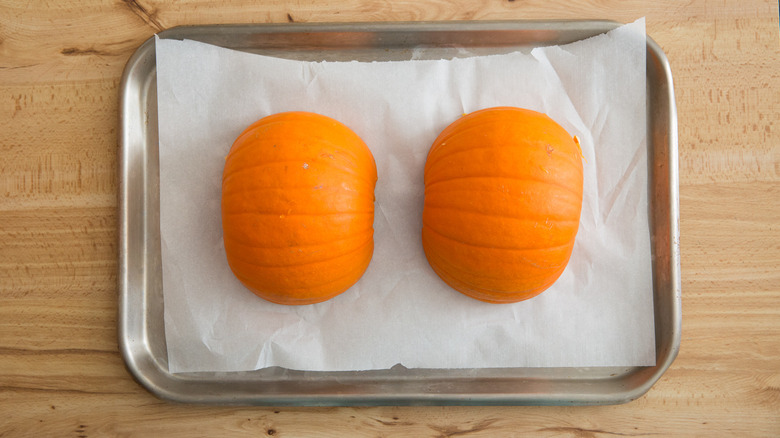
[221,112,377,305]
[422,107,584,303]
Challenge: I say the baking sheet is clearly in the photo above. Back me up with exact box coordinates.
[155,19,655,374]
[118,19,680,405]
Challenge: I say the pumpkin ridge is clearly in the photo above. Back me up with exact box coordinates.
[426,140,584,175]
[426,116,515,157]
[230,122,374,176]
[427,258,563,303]
[230,246,372,289]
[422,227,575,259]
[227,235,374,269]
[223,227,374,249]
[425,187,580,210]
[222,210,374,218]
[424,239,570,275]
[422,222,574,252]
[423,245,567,296]
[221,180,377,198]
[222,181,376,203]
[423,204,580,224]
[223,158,377,188]
[228,140,373,180]
[424,175,583,198]
[423,240,568,282]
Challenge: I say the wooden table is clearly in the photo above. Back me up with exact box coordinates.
[2,1,778,436]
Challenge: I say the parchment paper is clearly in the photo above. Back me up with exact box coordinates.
[156,18,655,373]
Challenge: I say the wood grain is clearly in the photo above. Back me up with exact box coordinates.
[1,0,779,436]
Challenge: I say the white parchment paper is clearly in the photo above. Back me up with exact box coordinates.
[156,18,655,373]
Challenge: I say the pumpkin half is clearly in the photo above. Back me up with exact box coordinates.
[221,112,377,305]
[422,107,584,303]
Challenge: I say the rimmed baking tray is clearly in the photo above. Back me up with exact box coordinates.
[118,20,680,406]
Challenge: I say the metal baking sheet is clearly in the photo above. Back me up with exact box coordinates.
[118,20,680,406]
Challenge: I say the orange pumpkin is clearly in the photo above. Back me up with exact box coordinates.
[422,107,584,303]
[221,112,377,305]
